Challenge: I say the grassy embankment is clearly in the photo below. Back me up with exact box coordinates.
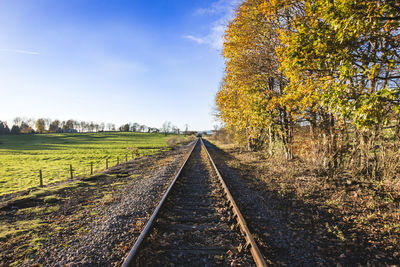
[0,132,171,196]
[0,132,192,266]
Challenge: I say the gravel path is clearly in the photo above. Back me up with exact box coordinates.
[31,141,196,266]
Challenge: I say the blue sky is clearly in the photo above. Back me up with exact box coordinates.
[0,0,241,130]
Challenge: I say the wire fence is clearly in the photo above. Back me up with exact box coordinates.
[2,147,170,196]
[29,152,139,190]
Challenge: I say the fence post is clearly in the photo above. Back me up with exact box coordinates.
[117,156,119,165]
[39,170,43,187]
[106,158,109,169]
[125,154,128,162]
[91,162,93,175]
[132,152,134,159]
[70,164,73,180]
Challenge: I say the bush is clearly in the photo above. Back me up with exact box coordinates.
[167,136,185,147]
[126,147,140,157]
[211,128,232,144]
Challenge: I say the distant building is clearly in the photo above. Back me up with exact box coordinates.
[199,130,214,136]
[56,128,78,133]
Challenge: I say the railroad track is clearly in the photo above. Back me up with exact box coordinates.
[122,138,267,266]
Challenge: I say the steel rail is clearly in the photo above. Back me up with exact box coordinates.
[122,137,267,266]
[122,138,198,267]
[200,138,267,267]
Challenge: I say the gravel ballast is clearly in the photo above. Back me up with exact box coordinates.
[204,139,400,266]
[203,140,321,266]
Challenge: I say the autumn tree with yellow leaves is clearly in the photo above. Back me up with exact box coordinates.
[216,0,400,178]
[218,0,295,157]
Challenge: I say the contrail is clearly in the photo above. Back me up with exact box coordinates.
[0,48,39,55]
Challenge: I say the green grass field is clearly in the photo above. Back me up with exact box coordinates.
[0,132,171,196]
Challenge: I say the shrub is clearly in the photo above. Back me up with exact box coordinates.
[211,128,232,144]
[167,136,185,147]
[126,147,140,157]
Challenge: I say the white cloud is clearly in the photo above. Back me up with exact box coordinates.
[183,35,207,44]
[195,0,242,15]
[184,0,242,50]
[0,48,39,55]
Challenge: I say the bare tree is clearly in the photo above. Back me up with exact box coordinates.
[132,123,139,132]
[80,121,87,132]
[73,120,80,132]
[161,121,172,136]
[213,124,220,132]
[27,118,35,128]
[106,123,113,131]
[89,122,95,132]
[13,117,22,127]
[172,125,180,134]
[44,118,52,131]
[75,121,82,132]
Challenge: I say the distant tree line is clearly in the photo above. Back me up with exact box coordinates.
[0,117,115,135]
[161,121,181,136]
[118,122,159,133]
[0,118,190,136]
[118,121,191,136]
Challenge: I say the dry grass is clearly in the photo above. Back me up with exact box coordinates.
[209,137,400,264]
[166,135,186,147]
[208,128,233,145]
